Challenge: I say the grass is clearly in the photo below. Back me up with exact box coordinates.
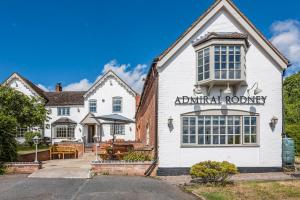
[17,144,49,155]
[185,180,300,200]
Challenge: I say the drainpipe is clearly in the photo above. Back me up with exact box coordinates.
[282,69,286,137]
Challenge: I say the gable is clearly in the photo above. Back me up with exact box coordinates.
[84,70,137,99]
[3,73,46,98]
[156,0,289,69]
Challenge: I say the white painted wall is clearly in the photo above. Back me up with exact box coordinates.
[7,78,36,97]
[84,75,136,141]
[157,10,283,168]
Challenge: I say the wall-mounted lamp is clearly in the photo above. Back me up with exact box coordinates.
[129,127,132,131]
[45,124,50,129]
[269,116,278,131]
[168,116,174,131]
[102,99,105,103]
[223,83,232,95]
[193,84,202,95]
[110,80,113,86]
[77,108,80,112]
[247,82,262,96]
[79,128,82,132]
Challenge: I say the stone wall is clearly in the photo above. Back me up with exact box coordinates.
[5,162,42,174]
[91,161,154,176]
[18,150,50,162]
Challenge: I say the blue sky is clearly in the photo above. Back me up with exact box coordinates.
[0,0,300,92]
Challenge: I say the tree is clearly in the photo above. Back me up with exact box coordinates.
[283,71,300,154]
[0,86,48,162]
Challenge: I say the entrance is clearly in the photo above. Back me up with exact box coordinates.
[87,124,96,144]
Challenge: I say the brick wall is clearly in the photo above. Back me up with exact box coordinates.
[91,161,153,176]
[5,162,42,174]
[135,65,158,151]
[18,150,50,162]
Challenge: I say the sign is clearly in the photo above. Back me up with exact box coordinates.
[175,96,267,105]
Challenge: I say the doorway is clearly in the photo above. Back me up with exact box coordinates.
[87,124,95,144]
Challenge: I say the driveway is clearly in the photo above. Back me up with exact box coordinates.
[0,175,197,200]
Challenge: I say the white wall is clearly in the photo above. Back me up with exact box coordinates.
[157,10,283,168]
[84,75,136,141]
[7,78,36,97]
[44,105,85,143]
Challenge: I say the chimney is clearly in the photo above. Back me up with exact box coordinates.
[55,83,62,92]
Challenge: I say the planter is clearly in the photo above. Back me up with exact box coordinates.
[5,162,42,174]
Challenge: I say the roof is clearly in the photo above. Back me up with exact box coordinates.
[52,117,77,125]
[156,0,289,69]
[192,32,250,47]
[44,91,85,106]
[84,70,137,98]
[93,114,135,124]
[80,113,100,125]
[3,72,47,99]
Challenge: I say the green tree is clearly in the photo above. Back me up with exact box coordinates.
[0,86,48,162]
[283,71,300,154]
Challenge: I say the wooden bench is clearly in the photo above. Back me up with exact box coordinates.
[49,146,77,160]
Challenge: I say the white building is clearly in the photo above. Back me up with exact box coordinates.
[4,70,137,145]
[136,0,290,175]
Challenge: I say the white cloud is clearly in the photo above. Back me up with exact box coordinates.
[37,84,50,92]
[63,79,93,91]
[101,60,148,93]
[270,19,300,75]
[37,60,148,93]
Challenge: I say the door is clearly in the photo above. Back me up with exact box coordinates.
[87,125,95,143]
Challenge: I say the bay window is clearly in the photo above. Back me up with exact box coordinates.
[182,114,258,146]
[53,125,75,138]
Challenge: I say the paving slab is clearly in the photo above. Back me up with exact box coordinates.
[28,158,92,179]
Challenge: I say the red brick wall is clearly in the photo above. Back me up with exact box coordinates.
[5,163,42,174]
[92,162,153,176]
[18,150,50,162]
[136,66,158,151]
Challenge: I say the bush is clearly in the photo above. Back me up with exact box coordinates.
[123,151,151,161]
[286,123,300,155]
[0,162,6,175]
[190,161,238,185]
[25,131,41,147]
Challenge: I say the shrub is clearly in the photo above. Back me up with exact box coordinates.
[123,151,151,161]
[25,131,41,147]
[286,123,300,155]
[0,162,6,175]
[190,161,238,185]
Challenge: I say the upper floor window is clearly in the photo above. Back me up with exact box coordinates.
[89,99,97,113]
[57,107,70,116]
[197,48,210,81]
[214,45,241,80]
[112,97,122,112]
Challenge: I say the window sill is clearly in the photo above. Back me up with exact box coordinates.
[180,144,260,148]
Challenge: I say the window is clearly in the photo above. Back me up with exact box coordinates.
[112,97,122,112]
[182,115,257,146]
[110,124,125,135]
[197,48,210,81]
[214,45,241,80]
[244,116,257,144]
[57,107,70,116]
[89,99,97,113]
[16,127,28,138]
[54,125,75,138]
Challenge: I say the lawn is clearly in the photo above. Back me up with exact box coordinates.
[184,180,300,200]
[17,144,49,155]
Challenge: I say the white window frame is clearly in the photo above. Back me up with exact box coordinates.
[53,125,75,138]
[181,110,259,147]
[16,127,28,138]
[110,124,125,135]
[112,97,122,113]
[89,99,97,113]
[57,107,70,116]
